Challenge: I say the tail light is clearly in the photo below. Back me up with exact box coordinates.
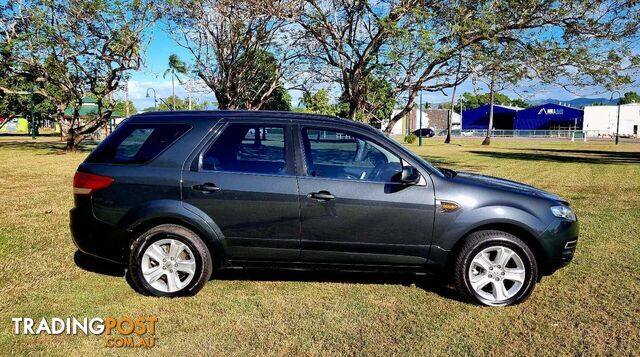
[73,171,114,195]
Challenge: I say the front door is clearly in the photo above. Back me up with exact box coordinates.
[182,121,300,261]
[296,126,435,265]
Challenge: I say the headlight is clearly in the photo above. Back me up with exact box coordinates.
[550,205,576,222]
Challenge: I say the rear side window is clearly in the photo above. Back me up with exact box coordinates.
[87,124,190,164]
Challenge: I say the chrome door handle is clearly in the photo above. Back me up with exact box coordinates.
[193,182,221,193]
[308,191,335,201]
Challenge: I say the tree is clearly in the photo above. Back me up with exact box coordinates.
[114,100,137,116]
[157,96,210,111]
[298,1,640,136]
[165,0,302,110]
[459,92,512,109]
[465,40,530,145]
[163,54,189,110]
[261,84,292,111]
[0,0,158,150]
[300,89,336,115]
[619,91,640,105]
[510,98,531,109]
[297,0,419,121]
[358,75,396,127]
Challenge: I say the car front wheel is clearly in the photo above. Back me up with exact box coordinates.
[454,230,538,306]
[128,224,212,297]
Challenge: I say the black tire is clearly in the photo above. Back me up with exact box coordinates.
[453,230,538,306]
[128,224,212,297]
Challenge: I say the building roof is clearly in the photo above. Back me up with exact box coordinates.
[63,98,126,118]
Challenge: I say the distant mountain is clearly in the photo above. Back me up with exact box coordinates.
[528,97,616,108]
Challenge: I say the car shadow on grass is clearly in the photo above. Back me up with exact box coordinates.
[215,269,462,301]
[73,250,463,302]
[0,140,95,154]
[469,149,640,165]
[418,155,487,172]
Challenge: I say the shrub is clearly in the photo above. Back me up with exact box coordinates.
[404,133,417,144]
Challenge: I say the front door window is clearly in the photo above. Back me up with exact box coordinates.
[302,128,403,182]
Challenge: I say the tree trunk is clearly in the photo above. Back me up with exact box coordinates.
[482,78,495,146]
[348,97,359,121]
[445,55,462,144]
[171,71,176,110]
[384,87,418,135]
[64,130,84,151]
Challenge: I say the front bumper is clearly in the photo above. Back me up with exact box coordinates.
[538,218,579,274]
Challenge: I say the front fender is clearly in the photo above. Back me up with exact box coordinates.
[429,204,548,269]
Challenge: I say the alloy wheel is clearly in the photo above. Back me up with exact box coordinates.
[468,245,526,303]
[141,238,197,293]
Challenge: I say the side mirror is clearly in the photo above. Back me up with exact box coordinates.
[401,166,421,185]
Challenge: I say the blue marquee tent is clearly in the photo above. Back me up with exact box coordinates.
[461,104,521,130]
[515,103,583,130]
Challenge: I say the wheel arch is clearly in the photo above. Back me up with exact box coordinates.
[445,222,549,278]
[116,200,226,268]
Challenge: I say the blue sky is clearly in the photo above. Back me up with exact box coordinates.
[122,24,639,111]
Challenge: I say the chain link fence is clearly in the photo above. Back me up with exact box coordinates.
[431,129,636,141]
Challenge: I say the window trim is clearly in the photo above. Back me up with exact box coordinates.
[196,121,296,177]
[297,124,426,186]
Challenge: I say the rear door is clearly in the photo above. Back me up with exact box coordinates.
[295,125,436,265]
[181,119,300,261]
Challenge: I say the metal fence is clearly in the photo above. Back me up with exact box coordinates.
[434,129,631,140]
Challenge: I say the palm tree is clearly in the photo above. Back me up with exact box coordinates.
[163,54,188,110]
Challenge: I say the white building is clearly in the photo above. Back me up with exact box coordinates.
[382,107,461,135]
[583,103,640,137]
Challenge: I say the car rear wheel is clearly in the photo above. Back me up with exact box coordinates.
[128,224,212,297]
[454,230,538,306]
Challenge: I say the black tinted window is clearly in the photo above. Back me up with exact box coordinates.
[202,124,287,175]
[87,124,190,164]
[302,128,402,182]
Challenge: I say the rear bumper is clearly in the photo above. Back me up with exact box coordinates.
[70,207,126,264]
[538,218,579,274]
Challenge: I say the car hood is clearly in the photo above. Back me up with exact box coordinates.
[451,171,568,204]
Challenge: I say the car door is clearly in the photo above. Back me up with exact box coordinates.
[182,120,300,261]
[295,124,436,265]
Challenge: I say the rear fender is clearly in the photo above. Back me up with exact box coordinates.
[115,199,227,263]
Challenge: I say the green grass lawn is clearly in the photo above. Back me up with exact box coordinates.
[1,136,639,355]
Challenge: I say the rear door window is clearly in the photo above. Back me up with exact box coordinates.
[201,124,287,175]
[86,123,190,164]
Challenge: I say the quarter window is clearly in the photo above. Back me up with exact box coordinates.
[302,128,403,182]
[86,123,190,164]
[202,124,287,175]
